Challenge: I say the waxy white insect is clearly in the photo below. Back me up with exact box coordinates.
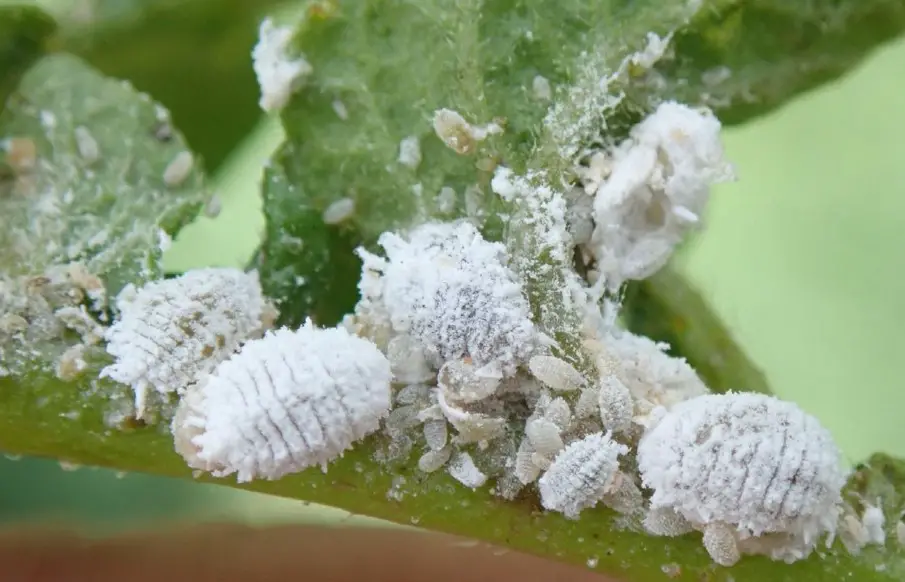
[172,322,393,482]
[359,221,537,375]
[101,268,277,418]
[597,375,633,432]
[528,354,586,392]
[448,451,487,489]
[637,392,846,566]
[537,431,628,519]
[163,150,194,187]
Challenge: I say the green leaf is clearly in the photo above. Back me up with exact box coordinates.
[1,365,903,582]
[654,0,905,126]
[258,0,905,328]
[0,53,208,378]
[0,4,57,111]
[621,265,772,395]
[46,0,287,171]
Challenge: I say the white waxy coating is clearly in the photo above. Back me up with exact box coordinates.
[638,392,846,564]
[171,322,393,483]
[537,431,628,519]
[101,268,276,418]
[448,451,487,488]
[362,221,537,375]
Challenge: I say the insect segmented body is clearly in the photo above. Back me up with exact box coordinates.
[172,322,393,483]
[637,392,846,566]
[101,268,276,418]
[537,431,628,519]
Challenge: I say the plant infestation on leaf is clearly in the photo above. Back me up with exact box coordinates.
[3,2,905,581]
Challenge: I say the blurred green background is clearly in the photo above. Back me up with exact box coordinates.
[2,0,904,537]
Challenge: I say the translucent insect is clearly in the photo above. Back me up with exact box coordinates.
[447,451,487,489]
[418,446,451,473]
[525,417,564,457]
[537,431,628,519]
[436,388,506,444]
[101,268,277,419]
[322,197,355,224]
[528,354,586,392]
[171,322,393,482]
[438,358,501,403]
[163,150,194,187]
[637,392,846,566]
[74,126,100,165]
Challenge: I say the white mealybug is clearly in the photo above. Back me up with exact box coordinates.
[637,392,846,566]
[597,375,633,432]
[448,451,487,489]
[591,331,709,427]
[171,322,393,482]
[357,221,538,375]
[163,150,194,187]
[589,101,734,287]
[438,358,501,403]
[525,417,565,457]
[537,431,628,519]
[101,268,277,418]
[528,354,586,392]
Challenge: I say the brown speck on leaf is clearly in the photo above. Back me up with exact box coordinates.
[5,137,37,175]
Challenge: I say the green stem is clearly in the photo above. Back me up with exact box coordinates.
[1,326,901,582]
[621,265,771,396]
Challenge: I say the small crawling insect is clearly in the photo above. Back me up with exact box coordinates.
[172,321,393,482]
[537,431,629,519]
[637,392,846,566]
[101,268,277,418]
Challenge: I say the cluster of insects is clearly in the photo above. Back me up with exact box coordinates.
[91,53,862,567]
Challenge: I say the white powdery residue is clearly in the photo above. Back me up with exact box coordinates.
[862,504,886,546]
[322,197,355,224]
[538,431,627,519]
[157,228,172,252]
[252,18,313,113]
[357,220,538,375]
[448,451,487,489]
[637,392,847,566]
[397,135,422,169]
[172,321,393,482]
[589,101,735,288]
[600,328,708,425]
[101,268,278,419]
